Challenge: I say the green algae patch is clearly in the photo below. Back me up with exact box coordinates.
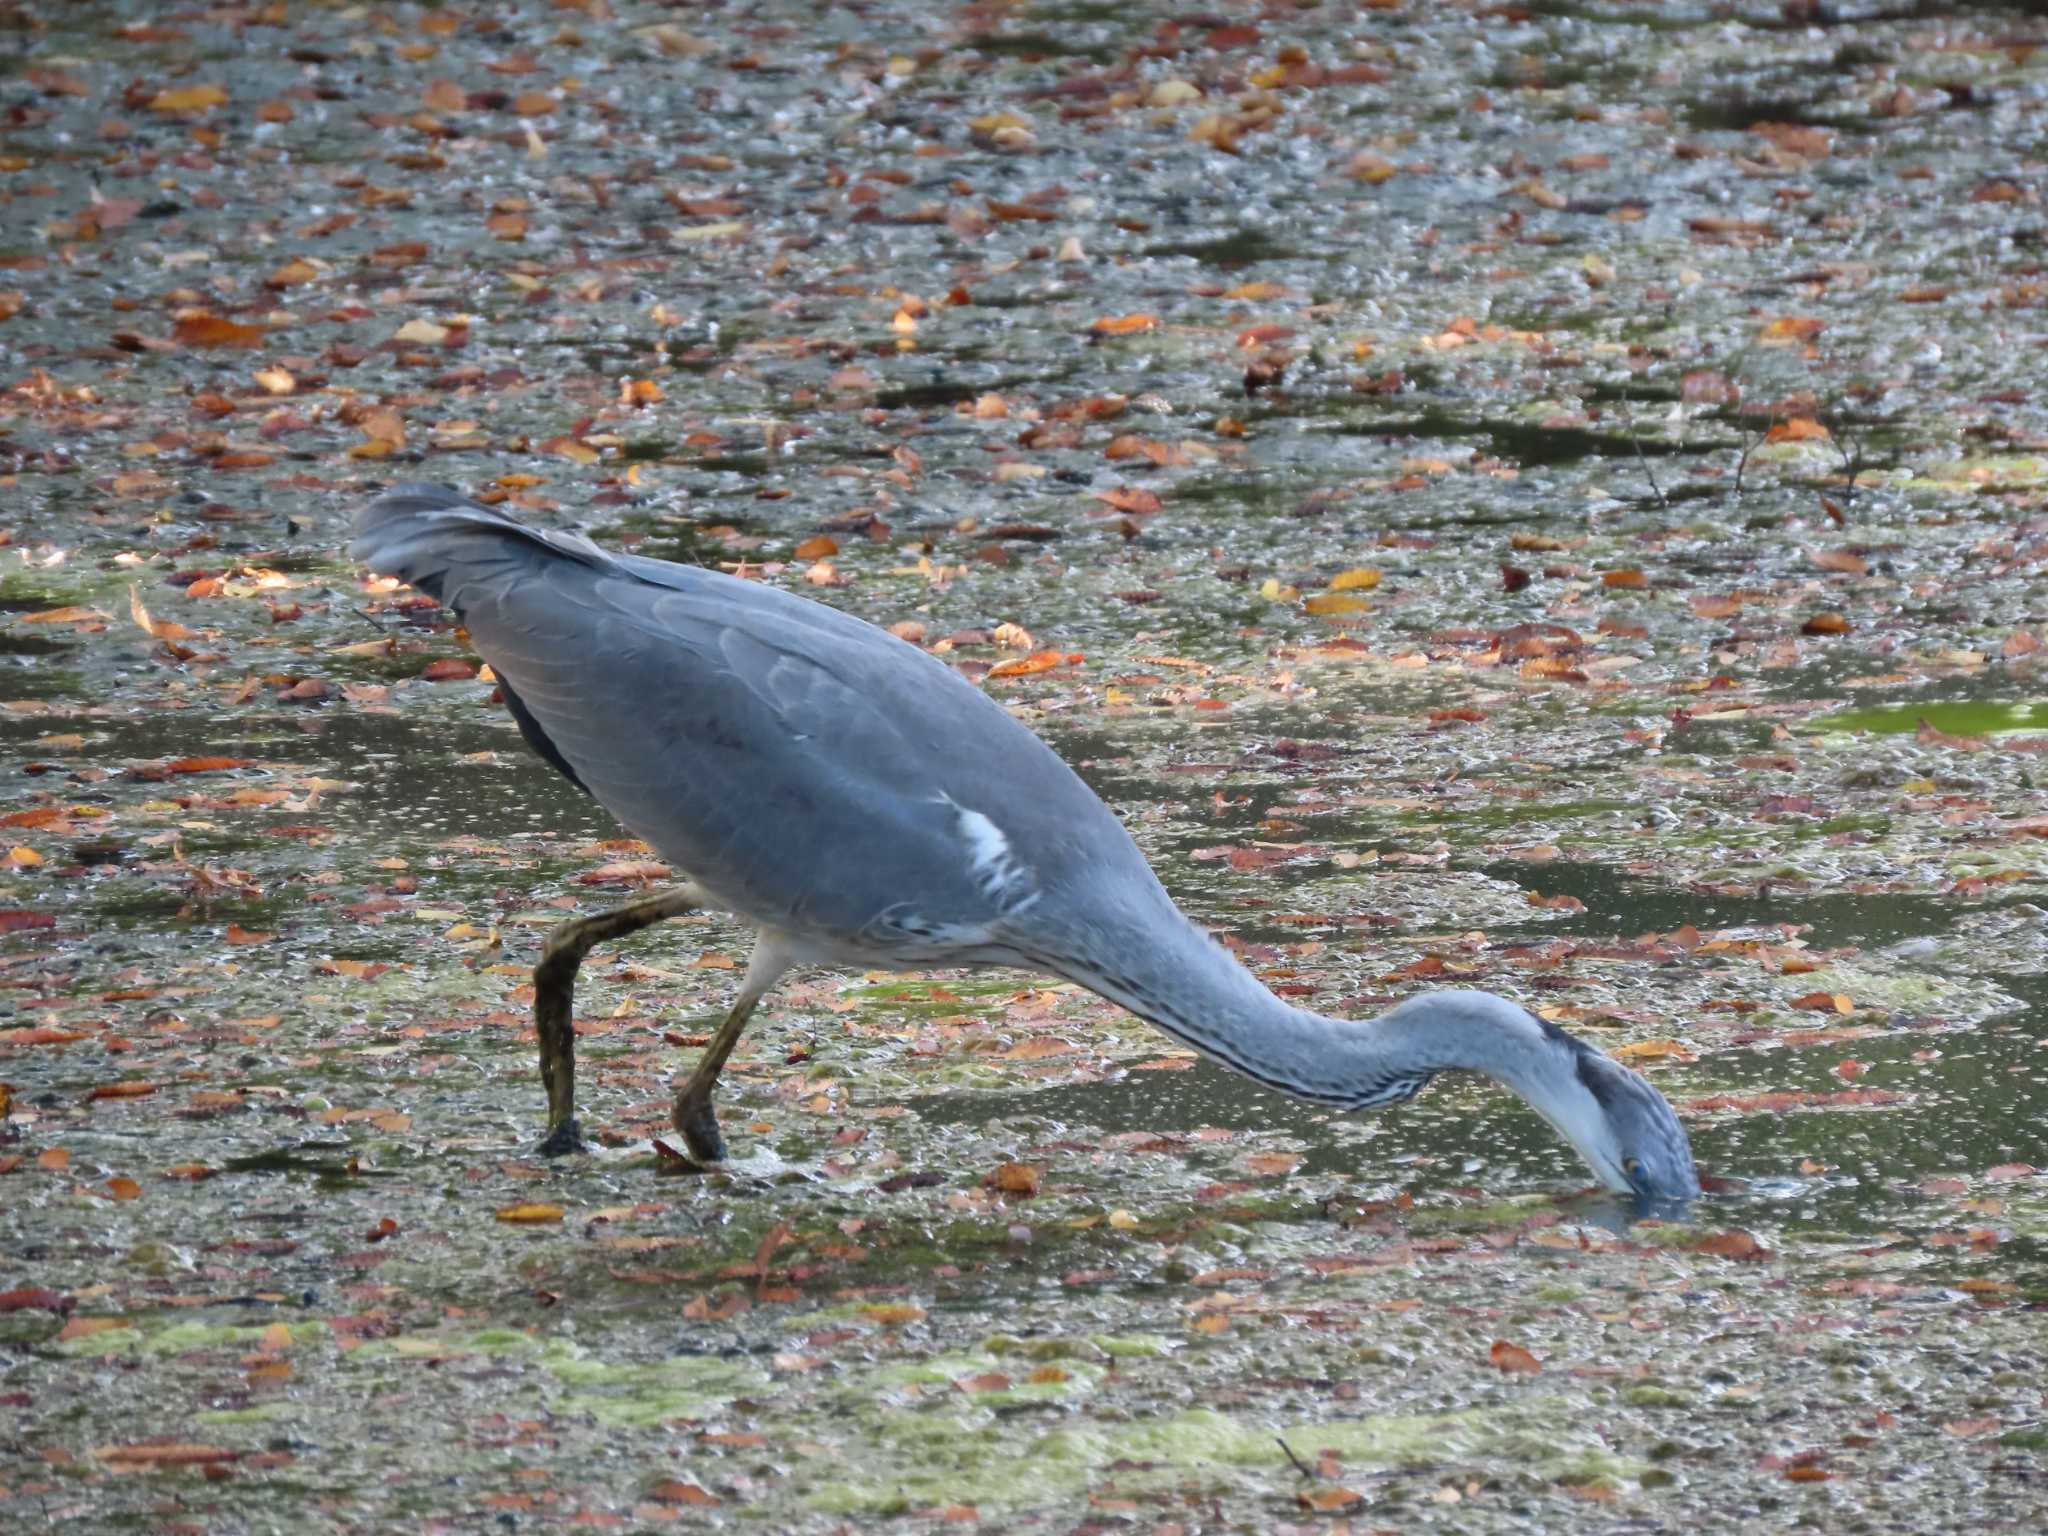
[544,1346,772,1428]
[1403,1194,1559,1234]
[352,1328,546,1363]
[802,1401,1644,1515]
[1810,699,2048,739]
[53,1319,327,1359]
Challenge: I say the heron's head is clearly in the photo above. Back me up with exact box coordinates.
[1536,1031,1701,1206]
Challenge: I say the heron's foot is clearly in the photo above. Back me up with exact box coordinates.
[672,1095,727,1164]
[536,1117,586,1158]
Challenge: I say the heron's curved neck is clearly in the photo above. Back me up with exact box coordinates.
[1050,904,1574,1113]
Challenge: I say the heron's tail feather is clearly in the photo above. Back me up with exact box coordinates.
[353,483,613,605]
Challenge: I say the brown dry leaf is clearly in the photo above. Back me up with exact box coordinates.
[1693,1229,1771,1260]
[95,1443,239,1465]
[173,314,265,348]
[646,1480,721,1506]
[542,435,600,465]
[1802,613,1851,636]
[265,259,318,289]
[1090,486,1162,516]
[1489,1339,1542,1373]
[106,1176,142,1201]
[89,1081,157,1101]
[1808,548,1867,577]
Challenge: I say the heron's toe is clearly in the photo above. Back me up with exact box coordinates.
[536,1118,585,1158]
[673,1097,727,1163]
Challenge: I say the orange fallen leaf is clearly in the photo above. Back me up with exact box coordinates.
[88,1081,157,1101]
[150,85,228,114]
[992,1162,1042,1196]
[1692,1229,1770,1261]
[1090,314,1157,335]
[1489,1339,1542,1373]
[173,314,265,348]
[986,650,1070,679]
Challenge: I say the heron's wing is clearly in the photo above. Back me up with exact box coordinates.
[355,486,1139,941]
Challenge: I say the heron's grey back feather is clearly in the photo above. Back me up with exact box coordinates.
[353,485,1162,954]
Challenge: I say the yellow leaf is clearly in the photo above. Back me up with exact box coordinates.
[150,85,227,114]
[495,1203,564,1225]
[393,318,449,345]
[1330,567,1382,592]
[1609,1039,1698,1064]
[857,1303,926,1326]
[1303,592,1370,617]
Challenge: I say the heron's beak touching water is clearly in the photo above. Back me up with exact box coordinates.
[1521,1035,1702,1208]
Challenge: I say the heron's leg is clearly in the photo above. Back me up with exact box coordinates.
[531,884,705,1156]
[671,935,795,1163]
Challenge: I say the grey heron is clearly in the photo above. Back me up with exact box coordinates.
[355,485,1700,1205]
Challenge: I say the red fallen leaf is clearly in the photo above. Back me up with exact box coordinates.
[1693,1229,1771,1260]
[1984,1163,2037,1181]
[1801,612,1850,636]
[1783,1465,1831,1482]
[1500,564,1530,591]
[0,909,56,933]
[167,755,253,774]
[1489,1339,1542,1373]
[106,1175,142,1201]
[0,1286,71,1313]
[224,925,274,946]
[88,1081,157,1101]
[1833,1058,1865,1080]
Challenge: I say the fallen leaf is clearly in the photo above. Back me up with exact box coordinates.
[495,1203,565,1224]
[1489,1339,1542,1373]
